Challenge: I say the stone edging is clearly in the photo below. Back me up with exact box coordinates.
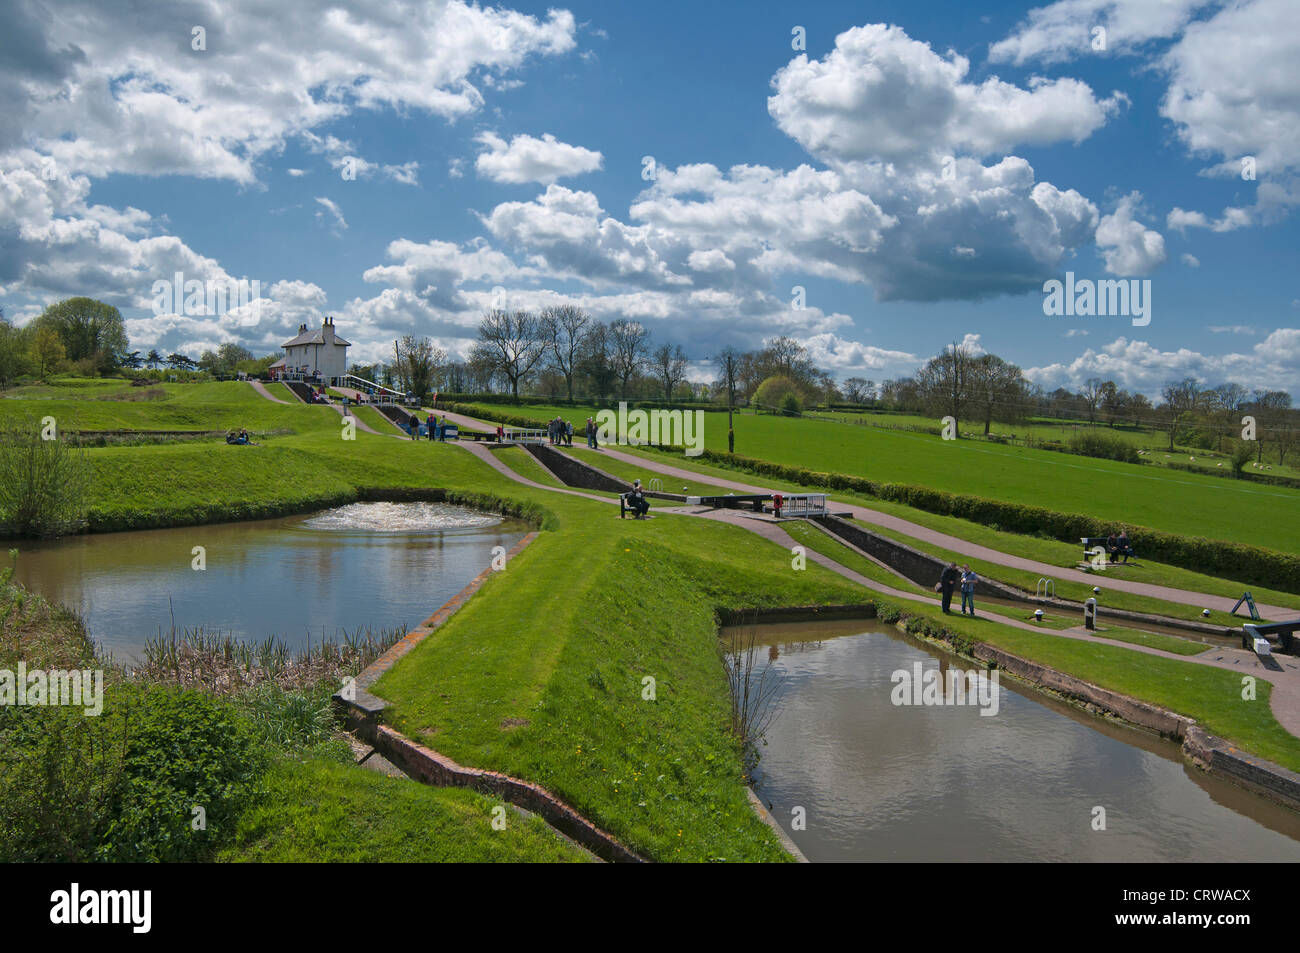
[938,630,1300,811]
[332,530,649,864]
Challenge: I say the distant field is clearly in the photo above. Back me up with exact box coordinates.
[457,402,1300,552]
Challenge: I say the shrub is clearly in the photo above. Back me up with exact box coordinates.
[96,685,263,862]
[0,416,89,536]
[0,684,263,862]
[753,375,804,414]
[1067,429,1141,464]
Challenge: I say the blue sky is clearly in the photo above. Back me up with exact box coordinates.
[2,0,1297,395]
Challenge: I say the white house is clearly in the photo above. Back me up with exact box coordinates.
[269,317,350,381]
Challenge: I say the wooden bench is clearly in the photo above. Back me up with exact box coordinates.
[620,491,650,519]
[1081,536,1134,563]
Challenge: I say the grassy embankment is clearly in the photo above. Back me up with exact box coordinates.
[9,380,1300,858]
[0,564,588,862]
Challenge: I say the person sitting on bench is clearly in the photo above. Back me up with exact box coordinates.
[1106,532,1118,562]
[625,479,650,519]
[1115,528,1134,563]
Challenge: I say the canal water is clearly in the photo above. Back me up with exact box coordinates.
[737,619,1300,862]
[13,502,527,662]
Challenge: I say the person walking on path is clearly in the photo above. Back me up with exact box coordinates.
[586,417,596,449]
[960,564,978,615]
[938,562,959,614]
[426,412,435,441]
[409,413,421,439]
[565,419,574,447]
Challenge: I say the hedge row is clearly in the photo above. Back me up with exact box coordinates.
[452,401,1299,592]
[645,446,1300,594]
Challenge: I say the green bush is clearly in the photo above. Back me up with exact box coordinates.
[0,684,264,862]
[1067,430,1140,464]
[98,685,263,862]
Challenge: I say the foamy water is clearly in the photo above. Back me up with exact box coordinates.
[301,502,502,532]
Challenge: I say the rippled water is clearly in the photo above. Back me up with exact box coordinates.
[302,502,503,532]
[14,503,526,661]
[742,619,1300,862]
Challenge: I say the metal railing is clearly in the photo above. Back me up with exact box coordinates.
[1036,577,1055,599]
[501,428,548,445]
[779,493,828,517]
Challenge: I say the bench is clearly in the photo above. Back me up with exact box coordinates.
[1242,620,1300,654]
[1080,537,1134,563]
[620,492,649,519]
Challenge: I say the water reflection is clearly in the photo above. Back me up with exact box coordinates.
[736,619,1300,862]
[14,503,526,662]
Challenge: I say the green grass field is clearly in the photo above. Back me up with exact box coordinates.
[458,402,1300,553]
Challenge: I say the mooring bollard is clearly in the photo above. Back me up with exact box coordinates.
[1084,597,1097,631]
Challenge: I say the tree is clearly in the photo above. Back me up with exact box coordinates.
[753,375,804,414]
[842,377,875,404]
[915,341,974,435]
[31,297,128,371]
[0,318,32,386]
[1080,377,1105,425]
[1250,390,1293,464]
[609,319,650,396]
[122,351,143,370]
[1160,378,1201,451]
[393,335,445,402]
[25,325,64,380]
[1230,439,1255,478]
[541,305,589,400]
[146,349,163,370]
[471,310,547,398]
[714,346,742,453]
[577,322,618,401]
[968,354,1027,435]
[651,343,688,402]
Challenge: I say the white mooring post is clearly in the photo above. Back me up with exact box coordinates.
[1084,598,1097,631]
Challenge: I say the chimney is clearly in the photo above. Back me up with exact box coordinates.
[322,317,334,344]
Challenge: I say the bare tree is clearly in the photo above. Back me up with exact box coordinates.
[916,340,974,436]
[471,310,547,398]
[1080,377,1105,425]
[651,343,688,402]
[714,346,742,453]
[609,319,650,397]
[541,305,589,401]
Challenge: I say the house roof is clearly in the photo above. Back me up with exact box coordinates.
[268,358,287,368]
[282,328,351,348]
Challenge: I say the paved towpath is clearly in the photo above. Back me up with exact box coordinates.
[451,440,1300,738]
